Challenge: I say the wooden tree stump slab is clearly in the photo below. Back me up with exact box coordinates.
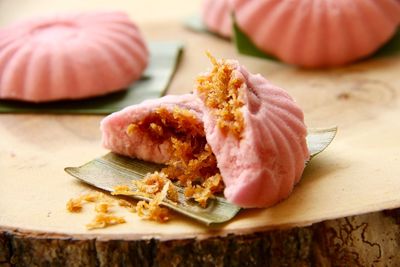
[1,1,400,266]
[1,210,400,266]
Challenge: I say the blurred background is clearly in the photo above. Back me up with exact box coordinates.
[0,0,201,24]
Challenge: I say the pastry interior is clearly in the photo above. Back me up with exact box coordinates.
[127,107,223,207]
[196,54,244,139]
[126,56,244,207]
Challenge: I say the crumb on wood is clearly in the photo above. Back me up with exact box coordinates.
[86,213,126,230]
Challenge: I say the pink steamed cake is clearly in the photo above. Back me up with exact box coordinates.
[0,11,148,102]
[195,57,309,207]
[101,94,203,164]
[101,57,309,208]
[232,0,400,67]
[201,0,232,38]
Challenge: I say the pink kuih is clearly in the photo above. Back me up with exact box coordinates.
[101,94,204,164]
[232,0,400,67]
[195,56,309,207]
[201,0,232,38]
[101,56,309,208]
[0,11,148,102]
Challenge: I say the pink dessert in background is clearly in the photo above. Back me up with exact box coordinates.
[0,11,148,102]
[232,0,400,67]
[195,58,309,208]
[201,0,232,38]
[101,94,203,164]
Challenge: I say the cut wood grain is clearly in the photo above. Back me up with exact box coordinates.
[1,209,399,266]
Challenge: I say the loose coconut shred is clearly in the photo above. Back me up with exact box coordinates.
[67,55,246,226]
[112,172,178,223]
[67,192,128,229]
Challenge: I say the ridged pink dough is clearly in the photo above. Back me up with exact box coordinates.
[101,94,203,164]
[0,11,148,102]
[195,59,309,208]
[101,57,309,208]
[232,0,400,67]
[201,0,232,38]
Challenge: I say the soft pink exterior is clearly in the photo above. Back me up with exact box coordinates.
[195,60,309,208]
[233,0,400,67]
[201,0,232,38]
[0,11,148,102]
[100,94,203,164]
[102,61,309,208]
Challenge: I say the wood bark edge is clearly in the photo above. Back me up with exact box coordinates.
[1,208,399,267]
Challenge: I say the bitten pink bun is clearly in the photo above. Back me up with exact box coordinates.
[101,56,309,209]
[101,94,203,164]
[195,58,309,208]
[232,0,400,67]
[0,11,148,102]
[201,0,232,38]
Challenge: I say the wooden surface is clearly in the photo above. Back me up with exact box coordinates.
[2,210,399,266]
[1,1,400,265]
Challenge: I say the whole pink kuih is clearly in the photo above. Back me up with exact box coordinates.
[195,55,309,208]
[101,94,203,164]
[201,0,232,38]
[232,0,400,67]
[0,11,148,102]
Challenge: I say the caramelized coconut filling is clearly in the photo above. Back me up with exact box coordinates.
[126,106,224,208]
[118,55,245,219]
[196,54,245,139]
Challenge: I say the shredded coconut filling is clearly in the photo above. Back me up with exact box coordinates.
[196,53,245,139]
[125,106,224,214]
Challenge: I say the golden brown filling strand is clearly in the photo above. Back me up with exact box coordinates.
[125,106,225,221]
[196,53,245,139]
[67,192,128,229]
